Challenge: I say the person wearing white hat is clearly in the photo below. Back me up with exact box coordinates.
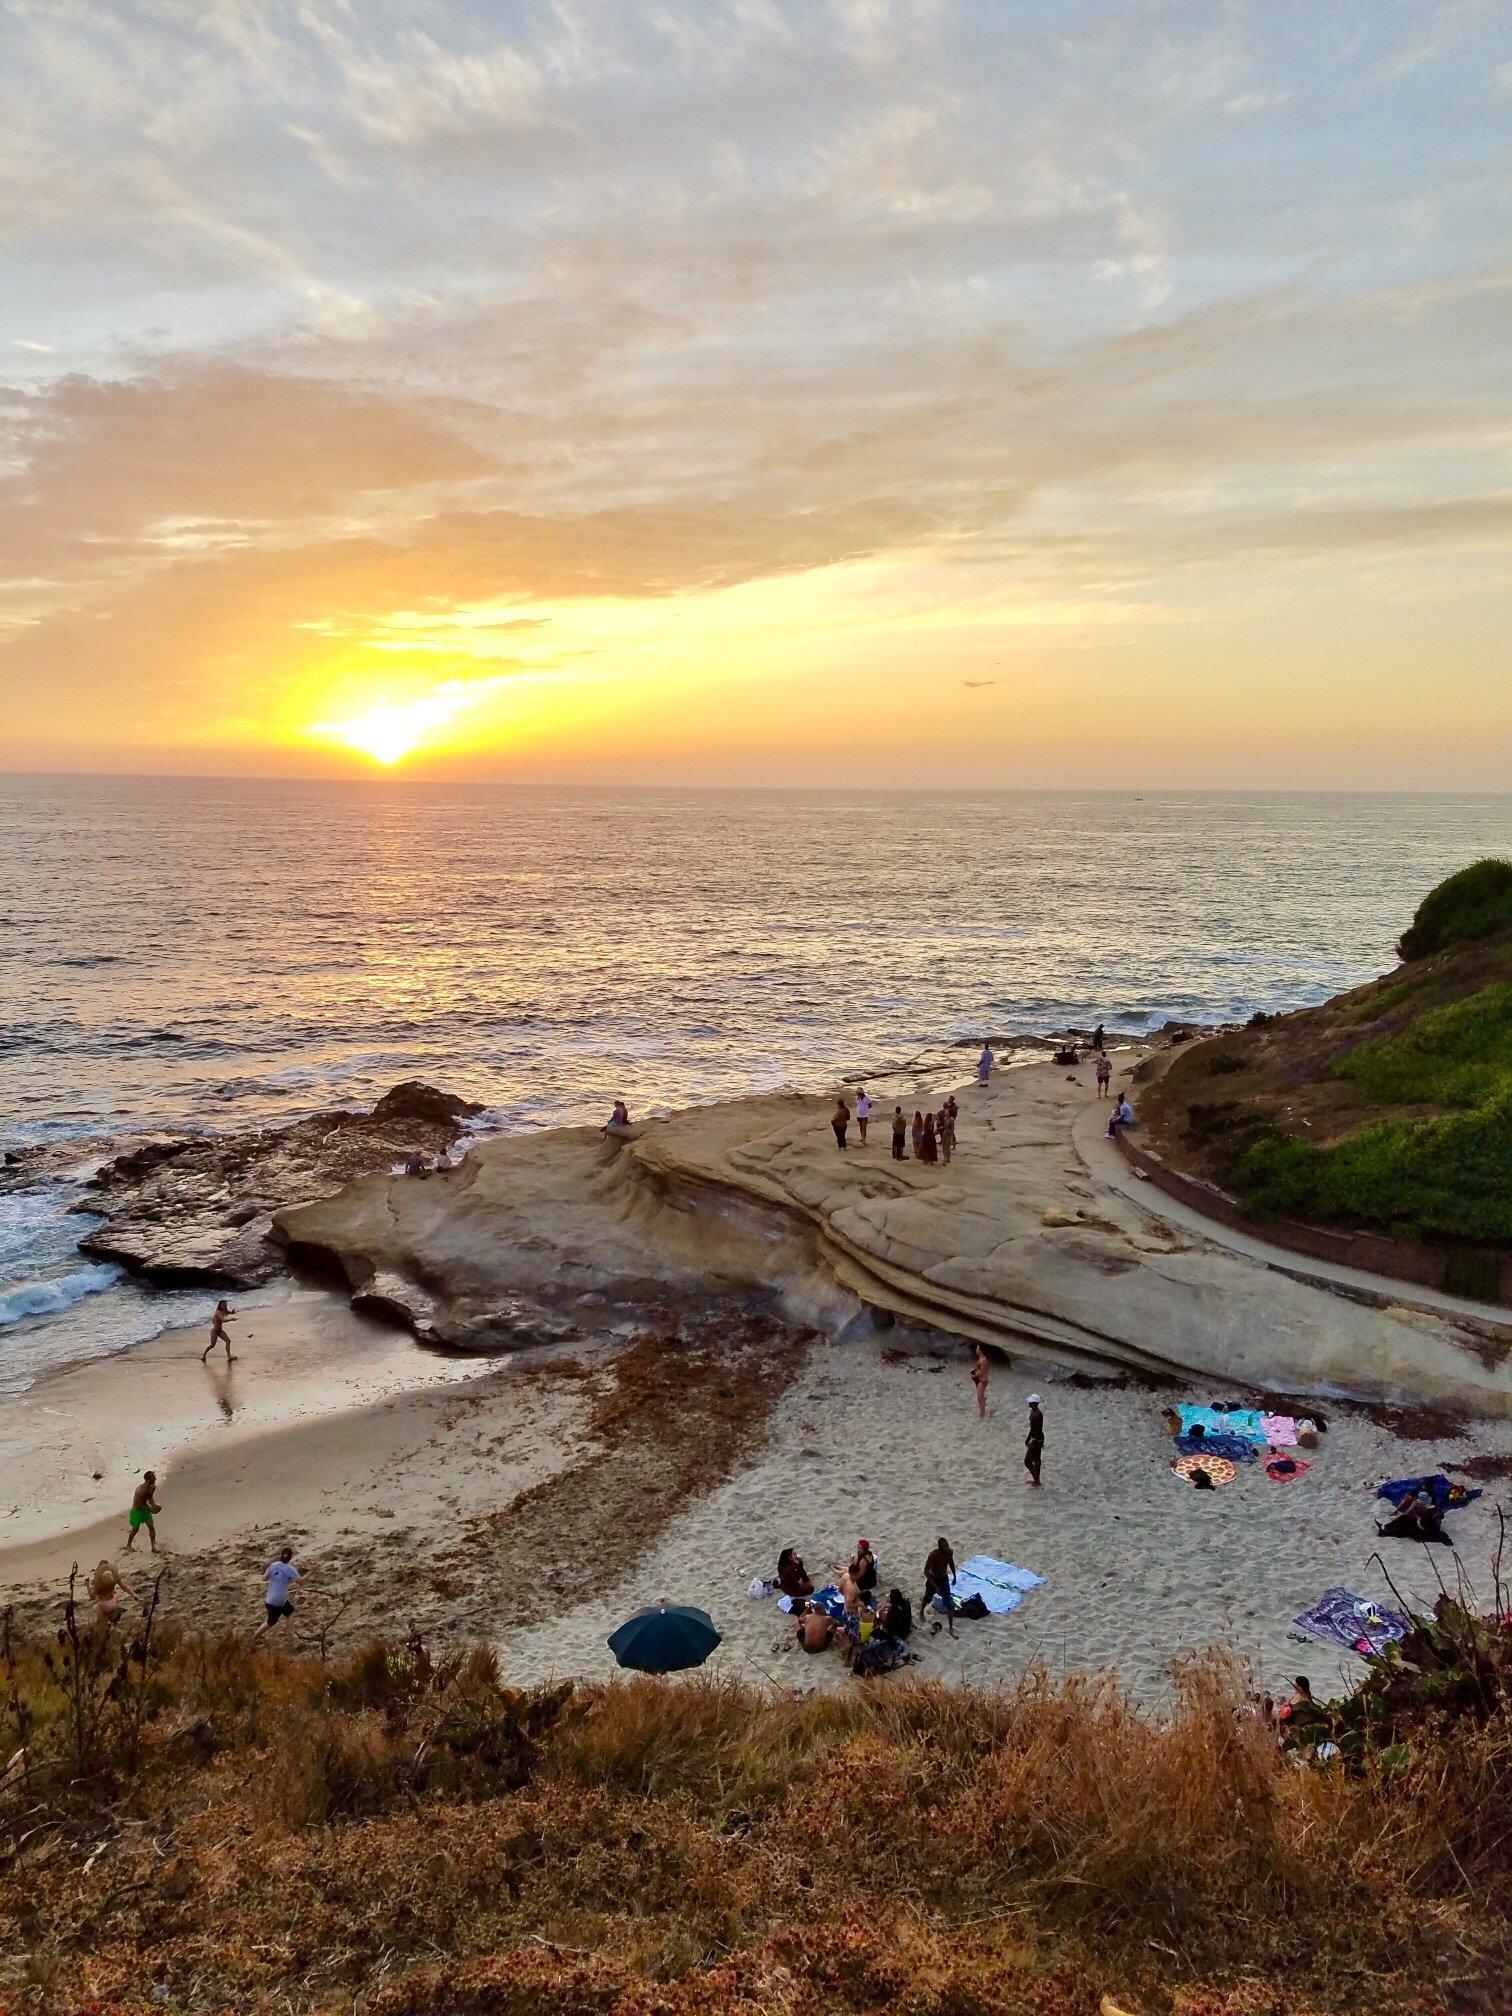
[1024,1394,1045,1486]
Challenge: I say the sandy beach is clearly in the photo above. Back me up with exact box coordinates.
[3,1056,1509,1707]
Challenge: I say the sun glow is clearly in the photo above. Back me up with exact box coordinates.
[305,674,523,768]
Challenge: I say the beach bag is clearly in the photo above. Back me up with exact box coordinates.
[959,1592,989,1620]
[886,1589,913,1639]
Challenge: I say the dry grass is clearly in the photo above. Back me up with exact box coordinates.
[0,1607,1508,2015]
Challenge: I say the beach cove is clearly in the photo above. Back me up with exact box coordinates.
[3,1048,1508,1705]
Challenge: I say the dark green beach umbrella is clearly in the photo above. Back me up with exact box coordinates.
[608,1602,721,1674]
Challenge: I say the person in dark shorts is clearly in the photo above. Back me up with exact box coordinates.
[922,1536,957,1637]
[891,1106,908,1160]
[831,1096,851,1150]
[257,1547,304,1637]
[1024,1394,1045,1486]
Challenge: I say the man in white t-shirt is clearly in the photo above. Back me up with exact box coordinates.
[854,1088,872,1144]
[257,1547,304,1637]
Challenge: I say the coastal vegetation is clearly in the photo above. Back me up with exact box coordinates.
[1142,864,1512,1259]
[2,1585,1508,2014]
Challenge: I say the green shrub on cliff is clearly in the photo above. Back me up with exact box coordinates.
[1237,1088,1512,1242]
[1337,981,1512,1110]
[1397,857,1512,961]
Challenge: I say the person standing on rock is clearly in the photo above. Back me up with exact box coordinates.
[831,1096,851,1150]
[911,1109,925,1157]
[1024,1395,1045,1487]
[854,1088,871,1145]
[1093,1023,1105,1053]
[891,1105,907,1161]
[125,1471,162,1553]
[977,1042,994,1086]
[937,1102,954,1164]
[202,1298,236,1364]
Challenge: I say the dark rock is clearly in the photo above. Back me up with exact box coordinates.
[372,1080,484,1127]
[73,1083,486,1288]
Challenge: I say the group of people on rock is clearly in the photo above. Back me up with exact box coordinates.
[830,1089,959,1163]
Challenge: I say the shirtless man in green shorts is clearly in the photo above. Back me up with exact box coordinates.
[126,1471,161,1552]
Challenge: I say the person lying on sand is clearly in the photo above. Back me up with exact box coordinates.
[201,1298,236,1364]
[776,1548,814,1602]
[922,1537,957,1637]
[795,1601,835,1653]
[125,1471,161,1552]
[1377,1490,1450,1545]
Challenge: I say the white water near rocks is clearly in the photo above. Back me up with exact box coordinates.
[3,777,1510,1389]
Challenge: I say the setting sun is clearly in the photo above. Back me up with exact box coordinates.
[304,674,524,768]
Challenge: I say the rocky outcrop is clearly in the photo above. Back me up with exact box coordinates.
[273,1060,1512,1410]
[73,1082,483,1287]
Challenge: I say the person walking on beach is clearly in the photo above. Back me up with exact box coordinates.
[977,1042,995,1086]
[971,1342,991,1419]
[1024,1394,1045,1487]
[831,1096,851,1150]
[257,1546,304,1638]
[1095,1053,1112,1098]
[922,1536,958,1637]
[125,1472,161,1553]
[202,1298,236,1364]
[891,1105,908,1161]
[854,1088,871,1145]
[919,1112,939,1164]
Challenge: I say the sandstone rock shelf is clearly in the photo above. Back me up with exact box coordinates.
[275,1058,1512,1414]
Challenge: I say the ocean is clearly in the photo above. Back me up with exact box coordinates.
[3,777,1510,1392]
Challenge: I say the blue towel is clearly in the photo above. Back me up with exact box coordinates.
[1179,1404,1267,1444]
[1176,1430,1258,1463]
[777,1583,848,1619]
[930,1556,1045,1616]
[1294,1585,1410,1657]
[1378,1474,1481,1513]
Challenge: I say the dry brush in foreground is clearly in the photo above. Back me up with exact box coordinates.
[0,1600,1508,2016]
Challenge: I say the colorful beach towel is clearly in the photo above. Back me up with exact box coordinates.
[1378,1474,1481,1514]
[1261,1413,1298,1447]
[1176,1430,1258,1463]
[1172,1454,1236,1487]
[1179,1404,1267,1445]
[1264,1453,1310,1484]
[1294,1585,1409,1658]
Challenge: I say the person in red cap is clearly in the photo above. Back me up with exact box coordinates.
[849,1537,878,1595]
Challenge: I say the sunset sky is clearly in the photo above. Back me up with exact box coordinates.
[1,1,1509,787]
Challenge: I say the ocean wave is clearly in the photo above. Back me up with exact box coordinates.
[0,1262,121,1330]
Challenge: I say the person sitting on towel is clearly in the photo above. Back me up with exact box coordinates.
[1189,1465,1216,1490]
[876,1587,913,1640]
[849,1538,878,1594]
[795,1601,835,1653]
[777,1547,814,1601]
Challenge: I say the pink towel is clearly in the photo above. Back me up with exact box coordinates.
[1262,1413,1297,1446]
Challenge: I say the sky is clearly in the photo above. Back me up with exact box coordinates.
[1,0,1509,788]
